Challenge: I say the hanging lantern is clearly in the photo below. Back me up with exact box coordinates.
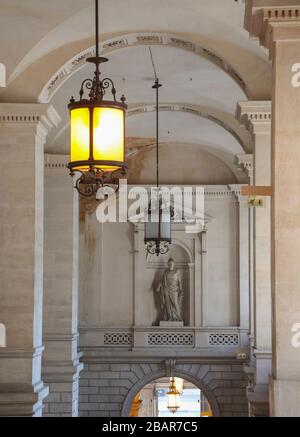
[67,0,127,197]
[144,62,172,256]
[145,192,171,256]
[174,377,184,396]
[167,377,180,414]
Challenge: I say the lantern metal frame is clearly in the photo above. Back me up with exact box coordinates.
[167,377,180,414]
[145,196,172,256]
[67,0,127,197]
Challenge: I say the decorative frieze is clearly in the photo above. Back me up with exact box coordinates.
[147,333,193,346]
[39,33,248,102]
[104,333,132,346]
[208,334,239,346]
[79,326,247,351]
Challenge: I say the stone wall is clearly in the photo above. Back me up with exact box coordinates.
[78,361,248,417]
[43,379,79,417]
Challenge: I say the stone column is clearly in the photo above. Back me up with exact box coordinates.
[42,154,83,417]
[245,0,300,417]
[0,104,60,416]
[228,184,250,347]
[236,101,272,416]
[199,228,207,326]
[235,154,254,341]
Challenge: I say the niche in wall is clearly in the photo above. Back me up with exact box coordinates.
[145,244,190,326]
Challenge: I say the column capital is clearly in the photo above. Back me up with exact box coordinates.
[245,1,300,58]
[235,153,254,181]
[236,101,271,135]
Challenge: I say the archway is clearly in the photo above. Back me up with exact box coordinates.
[38,32,248,104]
[121,368,220,417]
[131,377,212,417]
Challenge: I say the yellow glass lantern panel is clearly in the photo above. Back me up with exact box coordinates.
[70,108,90,169]
[93,107,124,171]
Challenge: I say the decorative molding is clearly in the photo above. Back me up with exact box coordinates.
[38,32,248,103]
[44,153,69,169]
[228,183,244,201]
[236,101,271,135]
[103,332,133,346]
[79,325,249,352]
[0,345,44,358]
[165,359,176,377]
[0,103,61,132]
[245,3,300,55]
[43,333,79,342]
[147,332,194,347]
[127,104,246,150]
[235,154,253,181]
[208,333,239,346]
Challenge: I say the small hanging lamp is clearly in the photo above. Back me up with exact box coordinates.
[144,50,171,256]
[167,377,180,414]
[67,0,127,197]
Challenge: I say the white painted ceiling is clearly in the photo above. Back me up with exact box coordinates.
[0,0,272,183]
[48,44,246,155]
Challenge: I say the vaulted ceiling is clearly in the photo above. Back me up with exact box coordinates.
[0,0,272,184]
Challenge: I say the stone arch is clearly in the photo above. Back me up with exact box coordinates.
[127,104,248,152]
[38,32,248,103]
[170,239,193,264]
[121,365,220,417]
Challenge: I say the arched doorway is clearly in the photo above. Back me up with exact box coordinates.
[130,377,212,417]
[121,369,220,417]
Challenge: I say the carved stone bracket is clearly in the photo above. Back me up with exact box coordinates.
[165,359,176,377]
[235,154,254,183]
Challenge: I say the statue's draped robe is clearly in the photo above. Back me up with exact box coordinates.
[158,269,182,321]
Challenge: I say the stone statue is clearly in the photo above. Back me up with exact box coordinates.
[156,258,183,321]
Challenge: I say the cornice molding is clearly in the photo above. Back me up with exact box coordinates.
[236,101,271,135]
[245,2,300,56]
[43,333,78,342]
[0,103,61,134]
[236,153,254,180]
[0,345,44,358]
[44,153,69,169]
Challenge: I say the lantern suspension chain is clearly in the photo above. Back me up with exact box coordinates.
[149,47,161,189]
[144,49,171,257]
[95,0,99,58]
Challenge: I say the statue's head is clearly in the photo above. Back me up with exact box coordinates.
[168,257,175,270]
